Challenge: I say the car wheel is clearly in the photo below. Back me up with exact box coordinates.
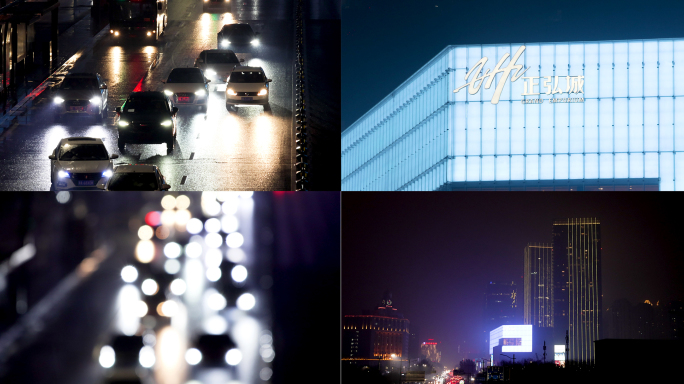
[264,103,271,113]
[225,103,232,112]
[166,138,174,155]
[118,139,125,152]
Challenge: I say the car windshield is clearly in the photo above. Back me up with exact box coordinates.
[123,99,168,113]
[110,336,144,366]
[108,173,159,191]
[222,24,253,36]
[205,52,240,64]
[229,71,265,83]
[167,69,205,83]
[58,144,109,161]
[60,78,99,90]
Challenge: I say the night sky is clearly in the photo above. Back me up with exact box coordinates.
[342,0,684,130]
[341,192,684,368]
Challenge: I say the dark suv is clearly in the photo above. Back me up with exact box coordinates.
[217,23,259,50]
[115,92,178,154]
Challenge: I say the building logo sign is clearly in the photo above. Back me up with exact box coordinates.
[453,45,584,105]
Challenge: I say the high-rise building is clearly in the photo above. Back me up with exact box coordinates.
[482,281,519,354]
[420,339,441,364]
[524,243,553,328]
[552,218,602,363]
[342,292,410,372]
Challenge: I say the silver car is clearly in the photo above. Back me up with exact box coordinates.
[194,49,244,91]
[49,137,118,191]
[51,73,108,124]
[162,68,210,112]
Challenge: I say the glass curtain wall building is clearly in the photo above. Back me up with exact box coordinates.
[342,38,684,190]
[524,243,553,328]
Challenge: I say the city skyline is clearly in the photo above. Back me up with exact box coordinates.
[342,193,684,367]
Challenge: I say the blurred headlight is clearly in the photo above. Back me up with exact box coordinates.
[205,69,216,77]
[53,96,64,104]
[90,96,101,104]
[164,90,173,96]
[102,170,113,178]
[99,346,115,368]
[195,89,207,96]
[226,88,237,96]
[251,39,259,46]
[58,170,71,179]
[161,120,173,127]
[185,348,202,365]
[147,31,152,36]
[139,346,155,368]
[258,88,268,96]
[221,40,229,47]
[114,31,119,36]
[118,120,129,127]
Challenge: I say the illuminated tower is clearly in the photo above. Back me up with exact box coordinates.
[552,218,602,364]
[524,243,553,328]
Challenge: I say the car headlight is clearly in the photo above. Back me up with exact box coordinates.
[102,170,113,178]
[258,88,268,96]
[251,39,259,46]
[195,89,206,96]
[99,345,115,368]
[221,40,229,47]
[164,90,173,96]
[205,69,216,77]
[118,120,129,127]
[227,88,236,96]
[185,348,202,365]
[161,120,173,127]
[53,96,64,104]
[90,96,101,104]
[58,170,71,179]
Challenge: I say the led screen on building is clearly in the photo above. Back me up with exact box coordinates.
[342,38,684,191]
[489,325,532,354]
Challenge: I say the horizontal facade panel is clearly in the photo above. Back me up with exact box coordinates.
[342,38,684,190]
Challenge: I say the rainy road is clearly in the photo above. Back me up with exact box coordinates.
[0,0,300,191]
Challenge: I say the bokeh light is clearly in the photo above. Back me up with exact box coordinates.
[141,279,159,296]
[205,218,221,233]
[164,242,181,258]
[205,232,223,248]
[135,240,155,263]
[138,225,154,240]
[206,267,222,282]
[176,195,191,210]
[236,293,255,311]
[185,348,202,365]
[185,242,203,258]
[205,249,223,268]
[145,211,161,227]
[121,265,138,282]
[170,278,187,295]
[187,218,204,234]
[221,215,239,233]
[226,232,244,248]
[164,259,181,274]
[231,265,248,283]
[225,348,242,365]
[161,195,176,210]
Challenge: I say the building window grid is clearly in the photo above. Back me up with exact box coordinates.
[343,40,684,190]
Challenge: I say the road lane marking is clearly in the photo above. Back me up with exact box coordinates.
[189,152,195,160]
[180,175,187,185]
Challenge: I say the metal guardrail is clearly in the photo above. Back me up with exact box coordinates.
[293,0,309,191]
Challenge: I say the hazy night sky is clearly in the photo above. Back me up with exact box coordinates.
[342,0,684,130]
[342,193,684,368]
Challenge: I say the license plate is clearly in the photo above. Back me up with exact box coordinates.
[241,97,253,101]
[70,106,85,112]
[178,97,190,102]
[78,180,95,186]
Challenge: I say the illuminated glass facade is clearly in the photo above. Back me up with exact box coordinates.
[524,243,553,328]
[341,38,684,191]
